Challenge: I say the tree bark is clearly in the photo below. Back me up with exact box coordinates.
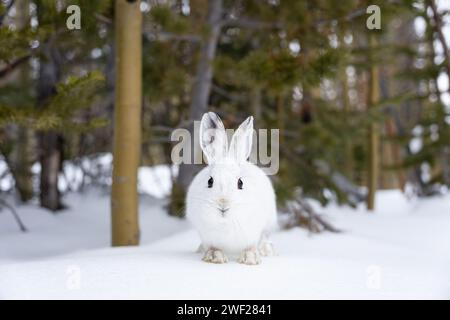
[341,68,355,181]
[36,1,63,211]
[379,66,403,190]
[13,0,34,203]
[427,0,450,81]
[111,0,142,246]
[386,15,420,191]
[427,0,450,187]
[171,0,223,216]
[366,34,380,211]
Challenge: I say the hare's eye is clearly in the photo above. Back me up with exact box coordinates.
[208,177,214,188]
[237,178,243,190]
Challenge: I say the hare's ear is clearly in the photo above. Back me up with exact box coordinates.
[229,116,254,163]
[200,112,228,164]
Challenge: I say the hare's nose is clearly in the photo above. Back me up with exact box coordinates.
[217,198,230,215]
[217,198,229,208]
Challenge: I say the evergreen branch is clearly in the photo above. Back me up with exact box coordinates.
[44,71,105,117]
[1,71,106,131]
[0,54,31,78]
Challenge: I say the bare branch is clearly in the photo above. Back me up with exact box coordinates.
[0,198,28,232]
[94,13,112,25]
[316,7,367,27]
[212,85,245,102]
[0,54,31,78]
[284,194,341,234]
[427,0,450,81]
[221,17,282,29]
[143,29,201,42]
[0,0,15,26]
[222,7,368,31]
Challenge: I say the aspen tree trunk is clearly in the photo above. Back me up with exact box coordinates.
[367,34,379,211]
[111,0,142,246]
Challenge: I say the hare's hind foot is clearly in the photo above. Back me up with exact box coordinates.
[238,247,261,265]
[259,239,275,257]
[202,248,228,264]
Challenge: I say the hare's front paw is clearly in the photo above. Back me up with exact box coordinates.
[238,247,261,265]
[202,248,228,264]
[259,240,275,257]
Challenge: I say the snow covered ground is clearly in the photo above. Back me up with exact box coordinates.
[0,189,450,299]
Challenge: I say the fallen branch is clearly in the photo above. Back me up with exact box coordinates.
[284,192,341,234]
[281,146,366,206]
[314,160,367,205]
[0,197,28,232]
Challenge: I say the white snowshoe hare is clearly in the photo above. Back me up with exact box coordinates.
[186,112,277,265]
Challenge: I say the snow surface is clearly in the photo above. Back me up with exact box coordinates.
[1,189,450,299]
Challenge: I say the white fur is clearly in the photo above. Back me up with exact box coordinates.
[186,112,277,261]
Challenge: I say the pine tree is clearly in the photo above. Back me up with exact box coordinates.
[8,0,34,202]
[1,0,108,209]
[398,0,450,194]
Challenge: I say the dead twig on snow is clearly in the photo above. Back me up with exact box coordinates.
[0,198,28,232]
[284,192,341,234]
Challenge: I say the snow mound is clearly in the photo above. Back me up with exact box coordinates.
[1,190,450,299]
